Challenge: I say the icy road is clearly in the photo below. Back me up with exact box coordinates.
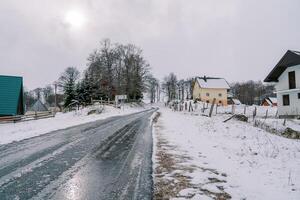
[0,109,155,200]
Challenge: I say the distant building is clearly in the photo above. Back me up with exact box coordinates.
[0,75,24,116]
[29,99,49,112]
[264,50,300,117]
[227,93,242,105]
[192,76,230,105]
[228,98,242,105]
[261,97,277,107]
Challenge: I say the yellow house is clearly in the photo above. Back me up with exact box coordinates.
[193,77,230,106]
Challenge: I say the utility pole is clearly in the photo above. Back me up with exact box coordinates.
[54,81,58,108]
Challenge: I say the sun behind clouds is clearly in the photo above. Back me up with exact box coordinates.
[64,9,86,29]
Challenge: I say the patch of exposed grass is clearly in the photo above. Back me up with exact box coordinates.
[153,112,232,200]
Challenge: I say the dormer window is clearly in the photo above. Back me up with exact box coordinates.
[288,71,296,89]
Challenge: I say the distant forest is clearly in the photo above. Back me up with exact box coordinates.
[25,39,159,109]
[230,81,275,105]
[24,39,275,109]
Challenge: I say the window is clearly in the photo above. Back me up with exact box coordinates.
[298,93,300,99]
[288,71,296,89]
[218,93,222,97]
[219,100,222,104]
[206,93,209,97]
[282,95,290,106]
[206,100,209,103]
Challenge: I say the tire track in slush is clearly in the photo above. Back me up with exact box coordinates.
[0,109,154,200]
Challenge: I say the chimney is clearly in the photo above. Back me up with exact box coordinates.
[203,75,207,82]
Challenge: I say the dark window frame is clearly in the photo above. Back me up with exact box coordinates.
[282,94,290,106]
[288,71,296,89]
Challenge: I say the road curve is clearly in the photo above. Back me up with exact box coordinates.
[0,109,155,200]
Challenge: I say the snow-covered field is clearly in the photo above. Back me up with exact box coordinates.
[153,106,300,200]
[0,104,147,145]
[176,101,300,133]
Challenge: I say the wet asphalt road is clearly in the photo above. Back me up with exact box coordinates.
[0,109,155,200]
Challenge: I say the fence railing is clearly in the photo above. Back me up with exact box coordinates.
[0,111,55,123]
[168,100,279,119]
[0,115,22,123]
[92,100,116,106]
[24,111,55,120]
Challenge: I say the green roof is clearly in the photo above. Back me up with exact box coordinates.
[0,75,24,116]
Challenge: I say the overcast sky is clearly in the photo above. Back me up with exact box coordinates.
[1,0,300,89]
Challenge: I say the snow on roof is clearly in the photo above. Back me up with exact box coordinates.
[232,99,241,105]
[196,77,230,89]
[269,97,277,104]
[29,99,48,112]
[265,99,272,105]
[292,50,300,56]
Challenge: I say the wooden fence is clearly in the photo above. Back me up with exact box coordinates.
[0,111,55,123]
[92,100,116,106]
[0,115,22,123]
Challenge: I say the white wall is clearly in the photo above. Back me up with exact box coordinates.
[275,65,300,116]
[276,65,300,91]
[277,92,300,116]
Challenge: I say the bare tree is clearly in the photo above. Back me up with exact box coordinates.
[42,85,53,103]
[84,40,151,102]
[162,73,177,102]
[231,81,275,105]
[33,87,42,100]
[146,75,159,103]
[24,89,35,110]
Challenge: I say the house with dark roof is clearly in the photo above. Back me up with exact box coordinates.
[264,50,300,117]
[192,76,230,105]
[0,75,24,116]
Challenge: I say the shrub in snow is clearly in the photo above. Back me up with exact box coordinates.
[282,128,300,139]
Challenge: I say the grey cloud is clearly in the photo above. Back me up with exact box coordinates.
[0,0,299,89]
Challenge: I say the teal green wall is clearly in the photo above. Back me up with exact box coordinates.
[0,75,24,116]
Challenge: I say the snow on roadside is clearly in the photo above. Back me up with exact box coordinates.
[254,118,300,134]
[178,101,300,132]
[0,105,146,145]
[153,107,300,200]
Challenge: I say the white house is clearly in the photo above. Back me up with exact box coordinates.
[264,50,300,117]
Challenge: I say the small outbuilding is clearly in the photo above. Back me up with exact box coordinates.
[228,98,242,105]
[0,75,24,116]
[29,99,49,112]
[261,97,277,107]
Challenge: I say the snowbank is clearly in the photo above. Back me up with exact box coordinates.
[153,107,300,199]
[0,104,146,145]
